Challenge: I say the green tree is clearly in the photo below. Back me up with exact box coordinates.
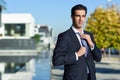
[31,34,41,45]
[86,5,120,50]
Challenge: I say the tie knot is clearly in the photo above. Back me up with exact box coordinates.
[76,32,80,34]
[76,32,81,36]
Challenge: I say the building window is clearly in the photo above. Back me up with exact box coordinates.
[5,63,25,73]
[5,24,26,36]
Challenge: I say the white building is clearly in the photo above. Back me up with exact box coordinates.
[0,13,35,39]
[0,13,38,80]
[34,25,54,49]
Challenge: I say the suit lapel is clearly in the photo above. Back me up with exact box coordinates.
[69,28,81,48]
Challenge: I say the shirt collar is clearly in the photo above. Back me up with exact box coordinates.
[72,26,84,34]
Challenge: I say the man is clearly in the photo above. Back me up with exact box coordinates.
[52,4,102,80]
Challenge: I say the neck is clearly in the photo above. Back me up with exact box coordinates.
[75,27,83,33]
[72,24,83,33]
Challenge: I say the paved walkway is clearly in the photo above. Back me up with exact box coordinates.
[96,56,120,80]
[96,62,120,80]
[51,66,64,80]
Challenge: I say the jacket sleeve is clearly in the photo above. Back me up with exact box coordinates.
[90,33,102,62]
[52,33,77,66]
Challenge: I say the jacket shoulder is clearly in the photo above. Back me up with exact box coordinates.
[58,29,71,37]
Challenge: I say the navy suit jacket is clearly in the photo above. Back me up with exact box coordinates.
[52,28,102,80]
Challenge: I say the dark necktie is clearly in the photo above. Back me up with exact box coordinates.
[77,33,88,57]
[81,39,88,57]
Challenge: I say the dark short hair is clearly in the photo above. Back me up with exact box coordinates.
[71,4,87,16]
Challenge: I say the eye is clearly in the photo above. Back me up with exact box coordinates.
[82,15,86,17]
[75,15,80,17]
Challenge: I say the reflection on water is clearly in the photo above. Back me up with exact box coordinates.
[0,49,51,80]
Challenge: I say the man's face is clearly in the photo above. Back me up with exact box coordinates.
[71,10,86,29]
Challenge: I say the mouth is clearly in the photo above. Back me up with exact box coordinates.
[78,21,83,24]
[78,22,83,25]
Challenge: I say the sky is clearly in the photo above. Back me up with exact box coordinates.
[3,0,120,36]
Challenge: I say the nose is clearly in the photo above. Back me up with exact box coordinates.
[79,16,82,21]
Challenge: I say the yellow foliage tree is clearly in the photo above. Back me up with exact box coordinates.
[86,5,120,50]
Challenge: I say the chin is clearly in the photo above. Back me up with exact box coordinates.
[76,26,82,29]
[78,25,82,28]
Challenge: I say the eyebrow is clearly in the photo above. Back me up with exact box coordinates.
[74,15,86,17]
